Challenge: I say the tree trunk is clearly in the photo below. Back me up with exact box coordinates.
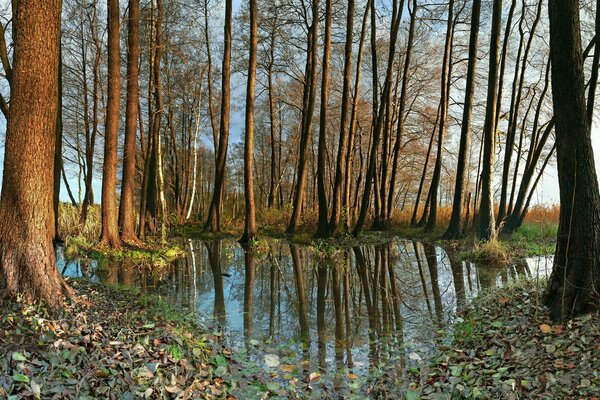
[424,0,454,233]
[204,0,232,233]
[315,0,332,237]
[154,0,167,243]
[544,0,600,320]
[53,43,64,244]
[330,0,355,236]
[286,0,319,235]
[498,0,542,225]
[354,0,404,236]
[479,0,502,241]
[119,0,140,243]
[343,0,371,232]
[443,0,480,239]
[240,0,258,243]
[387,0,417,225]
[100,0,122,248]
[586,0,600,128]
[0,0,70,305]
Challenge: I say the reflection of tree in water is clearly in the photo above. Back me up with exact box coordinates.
[205,240,226,326]
[423,243,444,323]
[242,245,255,340]
[289,244,310,341]
[412,241,434,320]
[448,252,466,311]
[316,259,328,370]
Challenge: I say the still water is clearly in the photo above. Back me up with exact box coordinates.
[58,239,551,393]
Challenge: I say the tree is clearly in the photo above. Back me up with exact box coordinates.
[286,0,319,235]
[53,44,64,244]
[354,0,404,235]
[479,0,502,241]
[443,0,480,239]
[424,0,454,233]
[119,0,141,243]
[329,0,355,236]
[543,0,600,320]
[0,0,70,305]
[204,0,233,233]
[240,0,258,243]
[99,0,122,248]
[315,0,332,237]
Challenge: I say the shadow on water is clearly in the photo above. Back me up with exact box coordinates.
[57,238,552,387]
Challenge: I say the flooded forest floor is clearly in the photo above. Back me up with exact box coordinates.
[4,221,598,399]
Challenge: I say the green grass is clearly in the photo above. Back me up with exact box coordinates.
[508,222,557,257]
[64,234,185,267]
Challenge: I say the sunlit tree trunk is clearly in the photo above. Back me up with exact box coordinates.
[53,44,63,244]
[0,0,70,305]
[204,0,232,233]
[424,0,454,232]
[387,0,417,225]
[100,0,122,248]
[240,0,258,243]
[479,0,502,241]
[119,0,140,243]
[286,0,319,235]
[329,0,354,236]
[315,0,332,237]
[343,0,371,232]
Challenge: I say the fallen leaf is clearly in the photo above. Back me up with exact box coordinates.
[539,324,552,334]
[264,354,280,368]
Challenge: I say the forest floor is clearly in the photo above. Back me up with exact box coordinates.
[0,279,234,399]
[370,280,600,399]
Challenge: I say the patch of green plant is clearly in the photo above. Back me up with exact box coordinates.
[508,222,557,256]
[472,239,511,265]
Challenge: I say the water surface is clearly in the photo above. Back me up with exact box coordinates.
[58,239,552,393]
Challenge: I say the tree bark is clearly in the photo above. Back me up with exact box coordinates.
[315,0,333,237]
[387,0,417,224]
[443,0,480,239]
[424,0,454,233]
[99,0,122,248]
[53,43,64,244]
[544,0,600,320]
[286,0,319,235]
[0,0,70,305]
[240,0,258,243]
[329,0,355,236]
[479,0,502,241]
[119,0,140,243]
[204,0,232,233]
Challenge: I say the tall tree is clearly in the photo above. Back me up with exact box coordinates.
[119,0,141,243]
[240,0,258,243]
[315,0,332,237]
[443,0,480,239]
[387,0,417,224]
[204,0,233,233]
[0,0,70,304]
[479,0,502,241]
[329,0,355,236]
[286,0,319,235]
[99,0,122,248]
[153,0,167,243]
[424,0,454,232]
[354,0,404,235]
[544,0,600,320]
[53,44,64,244]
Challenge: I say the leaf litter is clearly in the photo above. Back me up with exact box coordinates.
[0,279,235,399]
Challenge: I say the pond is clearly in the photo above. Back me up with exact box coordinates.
[57,239,552,397]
